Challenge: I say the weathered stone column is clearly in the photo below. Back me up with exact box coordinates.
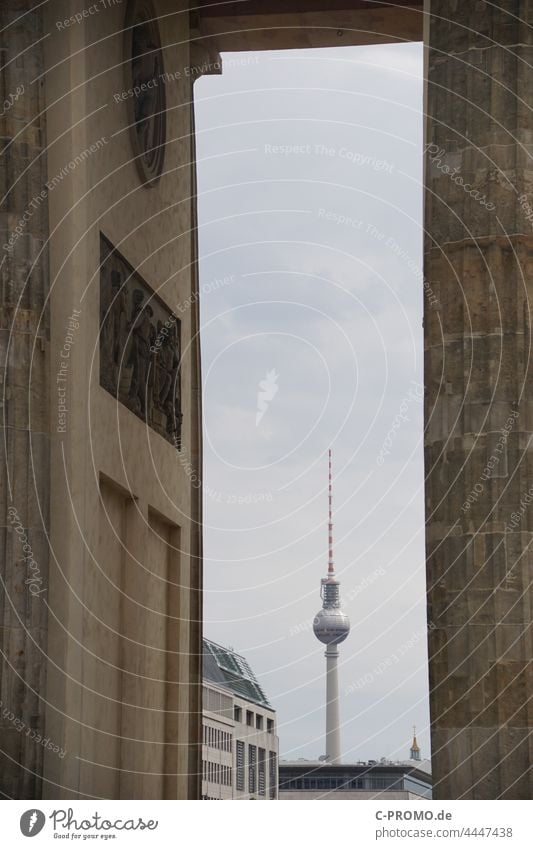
[187,94,203,802]
[425,0,533,799]
[0,2,50,798]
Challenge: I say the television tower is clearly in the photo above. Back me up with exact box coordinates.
[313,449,351,763]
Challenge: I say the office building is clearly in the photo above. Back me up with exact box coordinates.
[202,639,279,800]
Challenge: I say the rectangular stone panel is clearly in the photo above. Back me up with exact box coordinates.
[99,233,182,450]
[78,477,128,799]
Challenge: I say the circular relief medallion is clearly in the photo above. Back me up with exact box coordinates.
[124,0,166,187]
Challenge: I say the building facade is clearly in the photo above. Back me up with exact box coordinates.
[279,761,432,801]
[279,734,432,800]
[0,0,211,800]
[202,639,279,800]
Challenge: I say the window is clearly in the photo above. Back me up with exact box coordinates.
[267,718,274,734]
[370,777,393,789]
[248,744,257,794]
[269,751,277,799]
[236,740,245,791]
[234,706,242,723]
[404,775,431,796]
[255,714,263,730]
[258,747,266,795]
[246,710,254,727]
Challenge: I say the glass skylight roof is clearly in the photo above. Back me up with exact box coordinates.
[203,639,272,709]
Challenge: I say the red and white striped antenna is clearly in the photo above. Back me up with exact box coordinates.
[328,448,335,576]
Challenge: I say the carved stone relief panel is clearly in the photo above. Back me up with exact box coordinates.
[99,234,182,449]
[123,0,166,186]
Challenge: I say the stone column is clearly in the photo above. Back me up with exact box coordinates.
[0,2,50,798]
[186,89,203,801]
[425,0,533,799]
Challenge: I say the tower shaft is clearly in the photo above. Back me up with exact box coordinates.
[325,645,341,763]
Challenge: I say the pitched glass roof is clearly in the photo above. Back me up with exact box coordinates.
[203,638,272,709]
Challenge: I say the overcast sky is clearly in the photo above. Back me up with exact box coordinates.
[193,41,428,765]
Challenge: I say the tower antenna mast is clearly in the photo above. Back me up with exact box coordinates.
[328,448,334,575]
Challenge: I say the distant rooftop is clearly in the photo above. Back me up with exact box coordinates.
[203,638,272,709]
[278,760,432,798]
[280,758,432,777]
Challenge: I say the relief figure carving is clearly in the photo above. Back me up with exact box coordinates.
[99,234,182,449]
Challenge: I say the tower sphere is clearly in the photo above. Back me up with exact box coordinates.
[313,607,350,645]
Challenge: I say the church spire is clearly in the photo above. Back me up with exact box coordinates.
[410,726,421,761]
